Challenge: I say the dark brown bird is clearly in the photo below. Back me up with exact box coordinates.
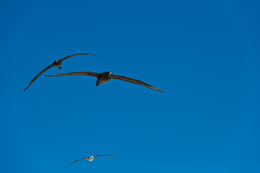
[65,155,117,167]
[45,71,164,93]
[24,53,96,91]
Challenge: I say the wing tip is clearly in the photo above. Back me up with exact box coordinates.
[153,87,165,93]
[112,155,119,158]
[24,86,29,91]
[65,161,77,168]
[159,89,165,93]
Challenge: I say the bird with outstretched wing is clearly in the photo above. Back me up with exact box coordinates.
[24,53,96,91]
[65,155,117,167]
[45,71,165,93]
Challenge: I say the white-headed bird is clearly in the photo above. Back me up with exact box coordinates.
[65,155,117,167]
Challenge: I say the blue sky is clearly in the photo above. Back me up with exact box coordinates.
[1,0,260,172]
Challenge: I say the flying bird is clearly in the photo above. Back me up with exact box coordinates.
[45,71,164,93]
[65,155,117,167]
[24,53,96,91]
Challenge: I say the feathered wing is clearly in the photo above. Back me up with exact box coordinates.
[24,63,55,91]
[94,155,118,158]
[45,72,100,77]
[111,74,164,93]
[60,53,96,62]
[65,157,89,167]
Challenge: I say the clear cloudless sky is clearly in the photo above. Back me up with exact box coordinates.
[1,0,259,173]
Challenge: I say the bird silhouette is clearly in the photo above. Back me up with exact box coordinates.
[45,71,165,92]
[65,155,117,167]
[24,53,96,91]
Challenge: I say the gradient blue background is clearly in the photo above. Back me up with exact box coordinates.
[1,0,259,172]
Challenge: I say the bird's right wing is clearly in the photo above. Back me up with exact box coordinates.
[111,74,165,93]
[94,155,118,158]
[65,157,89,167]
[24,63,55,91]
[45,72,100,78]
[60,53,96,62]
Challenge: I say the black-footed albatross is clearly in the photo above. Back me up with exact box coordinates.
[24,53,96,91]
[45,71,164,93]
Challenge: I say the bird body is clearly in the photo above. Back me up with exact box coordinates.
[96,72,112,86]
[53,59,62,69]
[46,71,164,93]
[88,156,95,162]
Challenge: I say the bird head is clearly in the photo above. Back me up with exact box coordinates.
[53,59,59,63]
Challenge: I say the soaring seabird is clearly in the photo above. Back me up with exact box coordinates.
[24,53,96,91]
[65,155,117,167]
[45,71,164,93]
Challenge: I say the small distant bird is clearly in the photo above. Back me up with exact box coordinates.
[24,53,96,91]
[65,155,117,167]
[45,71,164,93]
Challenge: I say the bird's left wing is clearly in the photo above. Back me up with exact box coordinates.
[24,63,55,91]
[45,72,100,77]
[60,53,96,62]
[111,74,165,93]
[65,157,89,167]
